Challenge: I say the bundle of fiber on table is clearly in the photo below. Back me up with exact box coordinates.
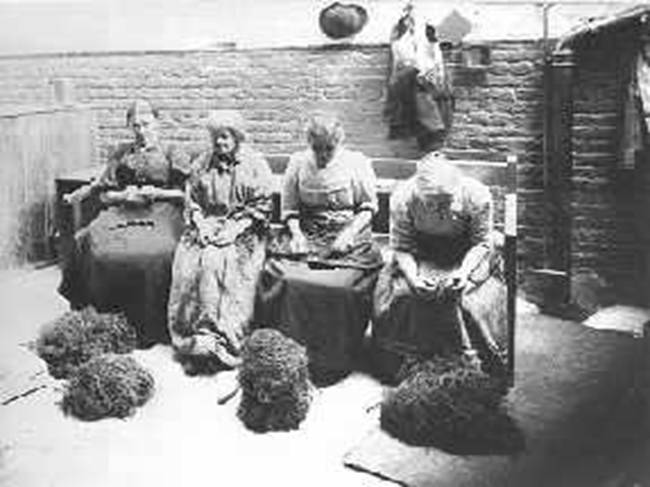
[62,353,154,421]
[36,307,136,379]
[380,354,524,454]
[237,328,312,433]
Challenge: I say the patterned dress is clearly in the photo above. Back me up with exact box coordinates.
[254,148,383,377]
[372,172,507,377]
[59,142,190,347]
[167,146,272,369]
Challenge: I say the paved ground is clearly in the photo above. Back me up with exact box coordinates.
[0,265,646,487]
[0,265,396,487]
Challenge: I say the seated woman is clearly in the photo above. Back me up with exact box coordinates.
[254,114,383,385]
[59,99,190,347]
[372,153,507,383]
[167,110,273,375]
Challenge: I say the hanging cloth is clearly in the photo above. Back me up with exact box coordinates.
[637,51,650,132]
[621,50,650,169]
[385,8,454,148]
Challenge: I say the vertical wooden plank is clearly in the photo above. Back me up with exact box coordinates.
[504,154,518,386]
[0,105,95,268]
[0,116,20,267]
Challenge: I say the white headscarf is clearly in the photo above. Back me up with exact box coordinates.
[414,152,461,197]
[205,109,248,142]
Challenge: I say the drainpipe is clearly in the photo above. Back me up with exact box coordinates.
[540,47,576,311]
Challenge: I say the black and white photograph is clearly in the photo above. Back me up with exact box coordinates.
[0,0,649,486]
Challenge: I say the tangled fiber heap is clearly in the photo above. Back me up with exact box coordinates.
[36,307,137,379]
[380,354,525,454]
[62,354,154,421]
[237,328,312,433]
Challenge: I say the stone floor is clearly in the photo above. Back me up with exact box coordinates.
[0,265,396,487]
[0,265,646,487]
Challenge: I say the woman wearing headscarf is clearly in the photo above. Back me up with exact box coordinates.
[59,99,190,347]
[254,113,383,386]
[372,153,507,382]
[167,110,273,375]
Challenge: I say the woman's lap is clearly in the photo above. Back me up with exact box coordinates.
[61,202,184,346]
[87,204,182,260]
[168,231,266,357]
[372,259,507,369]
[255,258,378,371]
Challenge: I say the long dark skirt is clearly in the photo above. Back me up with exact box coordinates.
[385,66,454,146]
[372,257,507,381]
[59,201,184,347]
[254,258,379,376]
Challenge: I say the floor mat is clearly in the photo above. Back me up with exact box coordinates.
[344,314,650,487]
[583,305,650,337]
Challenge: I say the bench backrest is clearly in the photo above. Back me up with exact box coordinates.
[264,154,518,235]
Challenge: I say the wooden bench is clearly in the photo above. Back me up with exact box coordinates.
[55,153,518,381]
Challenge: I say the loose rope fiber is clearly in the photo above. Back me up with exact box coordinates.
[36,307,137,379]
[237,328,312,433]
[61,353,154,421]
[380,354,524,454]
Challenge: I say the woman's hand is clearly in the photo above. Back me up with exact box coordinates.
[138,185,157,201]
[412,275,452,301]
[211,218,252,247]
[100,189,129,205]
[195,220,213,247]
[191,333,219,356]
[331,210,371,255]
[286,218,309,254]
[445,269,470,294]
[411,276,438,300]
[289,229,309,254]
[142,186,185,203]
[63,183,95,205]
[194,329,242,369]
[115,185,149,206]
[331,227,356,255]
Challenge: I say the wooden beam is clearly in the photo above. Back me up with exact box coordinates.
[267,154,510,186]
[504,155,518,385]
[539,48,575,310]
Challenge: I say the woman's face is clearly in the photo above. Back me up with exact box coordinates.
[130,113,159,147]
[211,128,237,156]
[416,192,454,219]
[309,135,338,168]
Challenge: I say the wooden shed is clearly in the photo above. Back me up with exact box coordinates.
[539,5,650,311]
[0,94,95,268]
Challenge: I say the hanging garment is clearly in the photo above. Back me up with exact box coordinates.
[621,51,650,169]
[385,14,454,148]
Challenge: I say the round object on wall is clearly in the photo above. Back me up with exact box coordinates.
[319,2,368,40]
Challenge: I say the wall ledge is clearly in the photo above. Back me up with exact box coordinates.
[0,103,90,119]
[0,38,549,62]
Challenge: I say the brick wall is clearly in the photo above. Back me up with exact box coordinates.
[570,33,642,304]
[0,42,551,293]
